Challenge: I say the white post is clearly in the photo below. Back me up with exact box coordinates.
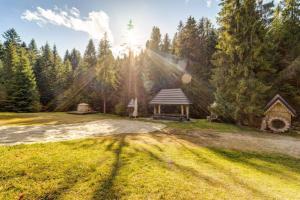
[158,105,161,114]
[181,105,184,116]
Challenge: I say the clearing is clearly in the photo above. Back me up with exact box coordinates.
[0,112,300,200]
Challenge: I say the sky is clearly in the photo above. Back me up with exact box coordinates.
[0,0,221,57]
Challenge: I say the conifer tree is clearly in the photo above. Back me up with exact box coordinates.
[69,49,82,71]
[212,0,273,124]
[83,39,97,70]
[2,28,21,47]
[161,33,170,53]
[35,43,56,108]
[8,49,40,111]
[148,26,161,51]
[28,39,38,66]
[96,33,117,113]
[0,41,4,60]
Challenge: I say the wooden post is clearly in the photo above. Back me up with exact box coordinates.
[158,105,161,114]
[181,105,184,116]
[186,105,190,120]
[154,105,157,114]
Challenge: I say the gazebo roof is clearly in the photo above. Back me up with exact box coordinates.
[265,94,296,116]
[149,88,191,105]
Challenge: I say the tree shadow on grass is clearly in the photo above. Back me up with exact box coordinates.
[148,133,298,199]
[170,132,300,177]
[92,134,127,200]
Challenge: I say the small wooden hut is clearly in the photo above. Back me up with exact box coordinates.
[77,103,92,113]
[262,94,296,132]
[150,88,192,121]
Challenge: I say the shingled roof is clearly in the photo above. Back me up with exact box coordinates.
[149,88,191,105]
[265,94,296,116]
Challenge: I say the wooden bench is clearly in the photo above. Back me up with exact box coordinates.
[153,114,188,121]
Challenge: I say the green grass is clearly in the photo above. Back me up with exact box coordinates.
[167,119,255,133]
[0,112,120,126]
[1,133,300,200]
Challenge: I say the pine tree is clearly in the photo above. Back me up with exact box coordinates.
[2,28,21,47]
[83,39,97,70]
[35,43,56,108]
[171,32,179,55]
[271,0,300,113]
[212,0,273,125]
[96,33,118,113]
[64,50,70,63]
[161,33,171,53]
[28,39,39,66]
[2,41,19,110]
[148,26,161,51]
[0,41,4,60]
[0,59,5,109]
[8,49,40,112]
[69,48,82,71]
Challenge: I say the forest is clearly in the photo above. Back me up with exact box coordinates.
[0,0,299,127]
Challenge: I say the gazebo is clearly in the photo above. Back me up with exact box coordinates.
[149,88,192,121]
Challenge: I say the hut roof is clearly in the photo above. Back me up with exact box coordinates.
[149,88,191,105]
[265,94,296,116]
[78,103,89,106]
[128,99,134,108]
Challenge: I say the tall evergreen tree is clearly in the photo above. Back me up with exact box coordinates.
[0,41,4,60]
[96,33,118,113]
[35,43,56,108]
[28,39,39,66]
[212,0,273,125]
[161,33,171,53]
[148,26,161,51]
[64,50,70,63]
[2,28,21,47]
[8,49,40,111]
[83,39,97,70]
[69,48,82,71]
[271,0,300,113]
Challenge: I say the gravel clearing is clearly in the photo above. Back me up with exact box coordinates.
[0,119,166,145]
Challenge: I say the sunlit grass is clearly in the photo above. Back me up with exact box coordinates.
[0,134,299,200]
[167,119,255,133]
[0,112,120,126]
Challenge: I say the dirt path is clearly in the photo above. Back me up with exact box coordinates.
[171,129,300,158]
[0,119,165,145]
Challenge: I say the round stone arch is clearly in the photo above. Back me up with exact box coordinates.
[267,116,291,133]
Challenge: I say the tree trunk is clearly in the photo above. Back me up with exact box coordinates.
[103,95,106,114]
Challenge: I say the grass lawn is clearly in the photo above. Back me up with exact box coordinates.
[1,134,300,200]
[0,112,120,126]
[1,112,300,199]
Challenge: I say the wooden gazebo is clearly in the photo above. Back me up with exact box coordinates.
[150,88,192,121]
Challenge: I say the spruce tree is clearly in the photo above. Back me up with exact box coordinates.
[96,33,117,113]
[8,49,40,112]
[0,41,4,60]
[83,39,97,69]
[2,28,21,47]
[212,0,273,125]
[148,26,161,51]
[35,43,56,108]
[161,33,170,53]
[271,0,300,113]
[28,39,38,67]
